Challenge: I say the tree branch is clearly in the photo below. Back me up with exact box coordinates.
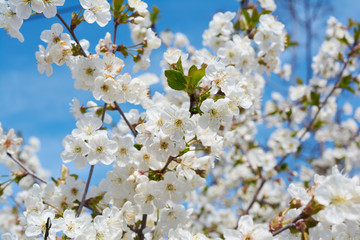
[113,101,138,137]
[76,103,107,217]
[56,13,87,57]
[76,164,94,217]
[7,152,47,184]
[272,214,303,236]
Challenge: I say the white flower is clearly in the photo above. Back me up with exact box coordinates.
[1,233,18,240]
[223,215,272,240]
[259,14,284,35]
[149,133,180,162]
[259,0,276,12]
[156,172,186,204]
[9,0,44,19]
[112,134,136,167]
[0,128,22,154]
[163,48,187,65]
[0,2,24,42]
[87,134,117,165]
[71,57,103,91]
[160,30,173,46]
[134,179,160,214]
[35,45,53,76]
[93,76,118,103]
[161,105,196,142]
[157,204,189,231]
[145,28,161,50]
[102,52,124,76]
[128,0,148,16]
[289,85,307,101]
[314,167,360,224]
[42,0,65,18]
[53,209,90,238]
[199,98,232,132]
[40,23,70,48]
[208,11,236,36]
[80,0,111,27]
[72,117,104,138]
[70,98,83,120]
[61,135,90,169]
[174,32,189,47]
[25,210,56,239]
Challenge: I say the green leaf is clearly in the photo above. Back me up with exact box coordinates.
[176,57,183,74]
[112,0,124,11]
[286,108,292,119]
[251,8,259,24]
[188,65,198,75]
[354,25,360,42]
[189,68,206,87]
[165,70,187,90]
[239,19,248,31]
[242,9,251,25]
[150,5,160,24]
[259,10,272,15]
[310,91,320,106]
[339,75,355,94]
[338,36,350,46]
[304,217,319,229]
[339,75,352,87]
[296,77,303,85]
[285,34,298,49]
[279,163,289,171]
[343,85,355,94]
[133,144,143,151]
[312,119,326,130]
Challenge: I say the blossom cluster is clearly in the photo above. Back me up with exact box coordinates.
[1,0,360,239]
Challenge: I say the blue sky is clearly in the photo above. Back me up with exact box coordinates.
[0,0,359,180]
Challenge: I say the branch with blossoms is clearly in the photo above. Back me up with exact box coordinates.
[1,0,360,239]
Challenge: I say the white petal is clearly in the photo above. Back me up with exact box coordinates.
[84,10,96,24]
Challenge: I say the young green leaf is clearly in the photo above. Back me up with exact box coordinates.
[112,0,124,11]
[189,68,206,87]
[176,57,184,74]
[165,70,187,90]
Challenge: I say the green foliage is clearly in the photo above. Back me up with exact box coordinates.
[165,70,187,90]
[150,6,161,24]
[339,75,355,94]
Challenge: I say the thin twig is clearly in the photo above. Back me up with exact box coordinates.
[100,103,107,128]
[43,217,52,240]
[7,153,47,184]
[238,49,356,219]
[160,156,176,173]
[113,23,119,54]
[242,178,266,216]
[76,103,107,217]
[272,215,303,236]
[113,101,138,137]
[56,13,87,57]
[76,165,94,217]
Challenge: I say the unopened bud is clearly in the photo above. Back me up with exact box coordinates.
[289,198,302,209]
[134,16,145,24]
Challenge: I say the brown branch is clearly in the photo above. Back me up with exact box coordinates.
[113,23,119,54]
[76,103,107,217]
[272,214,303,236]
[243,178,266,215]
[113,101,138,137]
[7,152,47,184]
[76,164,94,217]
[240,54,354,219]
[56,13,87,57]
[160,156,176,173]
